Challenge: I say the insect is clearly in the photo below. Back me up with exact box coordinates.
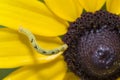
[19,27,68,55]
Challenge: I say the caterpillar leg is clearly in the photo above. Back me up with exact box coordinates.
[19,27,68,55]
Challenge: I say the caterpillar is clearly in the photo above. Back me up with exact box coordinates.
[19,27,68,55]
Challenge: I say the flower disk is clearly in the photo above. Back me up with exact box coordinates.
[63,10,120,80]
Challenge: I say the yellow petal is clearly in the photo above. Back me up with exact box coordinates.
[0,28,64,68]
[63,72,80,80]
[117,77,120,80]
[78,0,106,12]
[74,0,83,17]
[0,0,68,36]
[106,0,120,14]
[3,57,67,80]
[45,0,83,22]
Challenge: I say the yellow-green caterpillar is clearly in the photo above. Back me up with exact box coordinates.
[19,27,68,55]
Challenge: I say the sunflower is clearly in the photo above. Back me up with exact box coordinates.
[0,0,120,80]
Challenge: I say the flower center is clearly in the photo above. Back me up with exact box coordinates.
[92,44,116,69]
[62,10,120,80]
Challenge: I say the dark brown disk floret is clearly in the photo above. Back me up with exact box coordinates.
[62,10,120,80]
